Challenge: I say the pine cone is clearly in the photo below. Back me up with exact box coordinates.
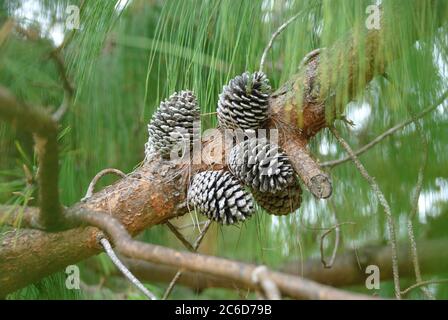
[217,71,271,130]
[187,170,255,225]
[146,90,200,159]
[253,181,302,216]
[228,138,294,193]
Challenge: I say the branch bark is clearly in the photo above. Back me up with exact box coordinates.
[118,238,448,291]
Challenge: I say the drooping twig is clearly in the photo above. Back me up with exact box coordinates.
[404,108,433,299]
[163,220,212,299]
[99,237,157,300]
[259,2,323,74]
[50,50,75,122]
[401,279,448,296]
[330,126,401,299]
[166,221,195,252]
[82,168,126,201]
[320,222,355,269]
[321,90,448,168]
[259,12,301,73]
[0,86,62,230]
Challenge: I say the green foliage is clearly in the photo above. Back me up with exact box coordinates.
[0,0,447,299]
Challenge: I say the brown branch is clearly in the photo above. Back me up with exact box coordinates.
[63,208,373,300]
[279,132,332,199]
[117,238,448,292]
[282,238,448,288]
[330,126,401,299]
[320,222,355,268]
[0,86,63,230]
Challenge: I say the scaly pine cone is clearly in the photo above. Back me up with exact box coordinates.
[146,90,200,159]
[187,170,255,225]
[228,138,294,193]
[252,181,302,216]
[217,71,271,130]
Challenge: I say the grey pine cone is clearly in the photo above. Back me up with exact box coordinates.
[146,90,200,159]
[187,170,255,225]
[217,71,271,130]
[253,181,302,216]
[228,138,294,193]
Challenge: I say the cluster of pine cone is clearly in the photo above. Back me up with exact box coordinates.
[145,71,302,225]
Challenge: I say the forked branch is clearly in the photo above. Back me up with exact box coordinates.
[330,126,401,299]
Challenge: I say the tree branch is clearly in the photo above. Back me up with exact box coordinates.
[330,126,401,299]
[0,86,63,230]
[117,238,448,292]
[66,208,373,300]
[163,220,212,299]
[99,237,157,300]
[320,90,448,168]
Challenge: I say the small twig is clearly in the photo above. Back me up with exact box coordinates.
[13,21,76,122]
[49,46,75,121]
[82,168,126,201]
[200,111,217,117]
[401,279,448,296]
[251,266,281,300]
[99,237,157,300]
[321,90,448,168]
[330,126,401,299]
[298,48,325,70]
[166,221,195,252]
[405,106,434,299]
[259,13,301,73]
[177,220,209,230]
[320,222,355,268]
[388,78,435,299]
[163,220,212,299]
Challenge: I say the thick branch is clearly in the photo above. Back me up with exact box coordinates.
[65,209,373,300]
[119,238,448,291]
[278,130,332,198]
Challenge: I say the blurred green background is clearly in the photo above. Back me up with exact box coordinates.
[0,0,447,299]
